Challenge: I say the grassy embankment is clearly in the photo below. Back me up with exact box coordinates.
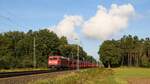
[30,68,150,84]
[0,68,48,72]
[31,68,117,84]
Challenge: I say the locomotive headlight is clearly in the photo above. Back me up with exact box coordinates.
[49,61,58,64]
[54,61,58,64]
[49,61,52,64]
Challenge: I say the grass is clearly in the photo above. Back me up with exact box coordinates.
[30,67,150,84]
[31,68,117,84]
[112,67,150,84]
[113,67,150,78]
[0,68,48,72]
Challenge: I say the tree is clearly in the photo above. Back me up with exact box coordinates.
[0,29,96,69]
[99,35,150,68]
[34,29,60,67]
[99,40,121,68]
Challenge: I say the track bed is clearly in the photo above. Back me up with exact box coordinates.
[0,70,72,84]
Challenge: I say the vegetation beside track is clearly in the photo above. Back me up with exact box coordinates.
[0,29,97,69]
[113,67,150,78]
[112,67,150,84]
[99,35,150,68]
[31,68,117,84]
[31,68,150,84]
[0,68,48,72]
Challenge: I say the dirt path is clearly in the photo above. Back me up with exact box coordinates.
[0,70,72,84]
[127,78,150,84]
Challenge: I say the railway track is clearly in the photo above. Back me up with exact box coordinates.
[0,69,73,79]
[0,70,73,84]
[0,70,52,78]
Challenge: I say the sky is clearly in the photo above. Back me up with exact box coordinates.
[0,0,150,60]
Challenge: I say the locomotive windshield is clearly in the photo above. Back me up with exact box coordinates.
[49,58,58,60]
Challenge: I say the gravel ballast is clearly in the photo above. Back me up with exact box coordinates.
[0,70,72,84]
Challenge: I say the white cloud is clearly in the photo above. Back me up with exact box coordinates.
[82,4,135,40]
[49,15,83,40]
[49,4,135,41]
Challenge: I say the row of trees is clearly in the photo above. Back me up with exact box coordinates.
[0,29,96,69]
[99,35,150,68]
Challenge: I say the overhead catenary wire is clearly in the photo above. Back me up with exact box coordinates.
[0,10,30,30]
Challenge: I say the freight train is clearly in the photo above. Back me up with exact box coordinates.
[48,56,97,70]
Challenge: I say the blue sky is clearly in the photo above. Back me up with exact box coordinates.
[0,0,150,60]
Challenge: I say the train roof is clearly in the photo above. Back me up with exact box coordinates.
[49,56,69,59]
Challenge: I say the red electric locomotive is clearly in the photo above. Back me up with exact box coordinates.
[48,56,69,69]
[48,56,97,70]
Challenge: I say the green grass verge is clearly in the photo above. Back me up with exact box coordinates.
[112,67,150,84]
[0,68,48,72]
[113,67,150,78]
[30,67,150,84]
[31,68,117,84]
